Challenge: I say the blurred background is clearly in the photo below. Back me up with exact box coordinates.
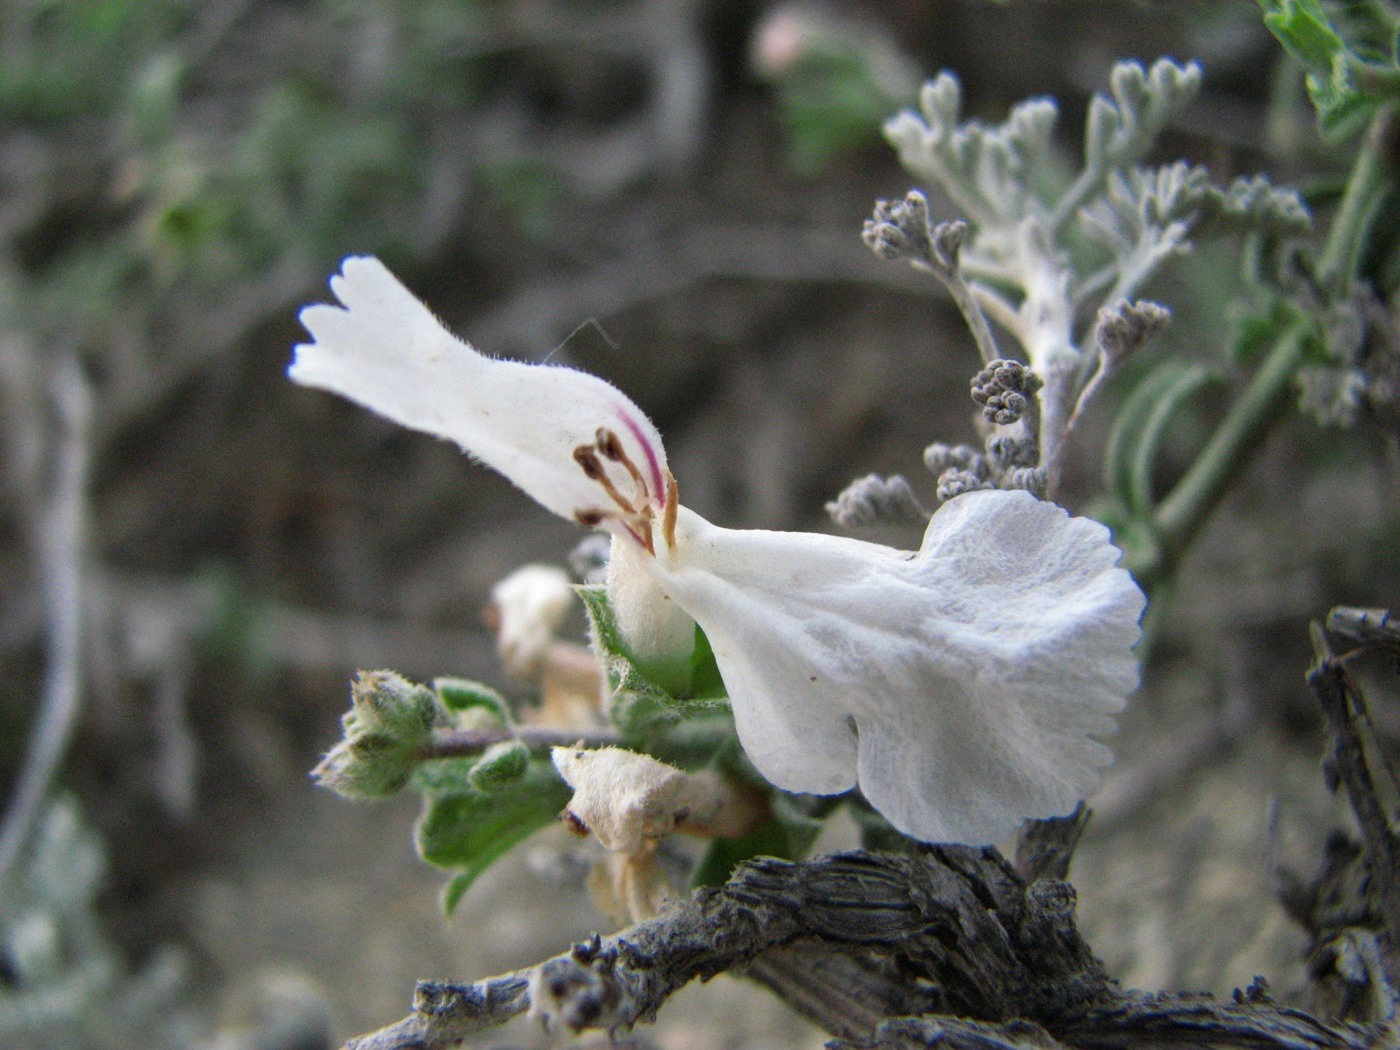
[1,1,1398,1047]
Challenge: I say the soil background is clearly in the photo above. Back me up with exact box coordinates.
[2,2,1398,1048]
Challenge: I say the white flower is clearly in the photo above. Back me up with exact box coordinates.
[292,256,1146,846]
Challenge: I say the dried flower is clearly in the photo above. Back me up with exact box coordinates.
[490,565,576,681]
[487,564,603,729]
[292,257,1146,845]
[552,745,746,923]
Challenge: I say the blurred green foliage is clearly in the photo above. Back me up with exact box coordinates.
[752,7,920,175]
[0,0,502,339]
[1259,0,1400,138]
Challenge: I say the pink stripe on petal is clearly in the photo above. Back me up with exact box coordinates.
[616,408,665,500]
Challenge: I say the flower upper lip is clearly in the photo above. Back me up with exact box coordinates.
[292,255,1146,846]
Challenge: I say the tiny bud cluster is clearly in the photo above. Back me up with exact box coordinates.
[863,191,934,263]
[987,434,1038,472]
[826,473,929,528]
[1095,300,1171,363]
[936,468,993,503]
[312,671,440,799]
[971,359,1043,425]
[923,441,983,476]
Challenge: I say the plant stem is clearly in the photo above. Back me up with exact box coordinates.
[425,725,617,759]
[1318,108,1395,293]
[916,260,1001,365]
[1139,107,1395,587]
[1145,324,1306,583]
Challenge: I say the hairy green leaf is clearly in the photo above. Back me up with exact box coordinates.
[415,758,572,915]
[1260,0,1347,71]
[434,677,512,728]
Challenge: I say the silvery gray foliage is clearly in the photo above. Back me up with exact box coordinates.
[0,797,191,1049]
[1297,291,1400,430]
[1202,173,1312,238]
[1297,365,1369,427]
[862,58,1312,503]
[884,59,1203,243]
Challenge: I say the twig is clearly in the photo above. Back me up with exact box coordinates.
[1308,617,1400,1004]
[424,724,618,760]
[970,284,1027,344]
[1326,608,1400,658]
[338,847,1376,1050]
[0,352,92,885]
[911,220,1003,366]
[861,194,1003,365]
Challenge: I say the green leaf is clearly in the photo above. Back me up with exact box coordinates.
[467,740,531,793]
[577,585,729,743]
[774,50,901,176]
[1310,57,1379,140]
[414,758,572,915]
[439,870,481,916]
[691,793,825,888]
[433,677,511,727]
[1104,360,1216,519]
[1260,0,1347,72]
[409,756,480,795]
[1260,0,1400,139]
[1230,296,1315,373]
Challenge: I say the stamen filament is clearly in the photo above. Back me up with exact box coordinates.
[596,427,651,498]
[574,445,638,516]
[663,470,679,551]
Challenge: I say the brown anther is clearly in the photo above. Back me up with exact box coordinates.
[573,433,661,550]
[561,810,591,836]
[573,446,605,480]
[662,469,679,551]
[595,428,625,461]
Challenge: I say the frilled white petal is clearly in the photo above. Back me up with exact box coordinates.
[292,256,670,525]
[647,490,1144,845]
